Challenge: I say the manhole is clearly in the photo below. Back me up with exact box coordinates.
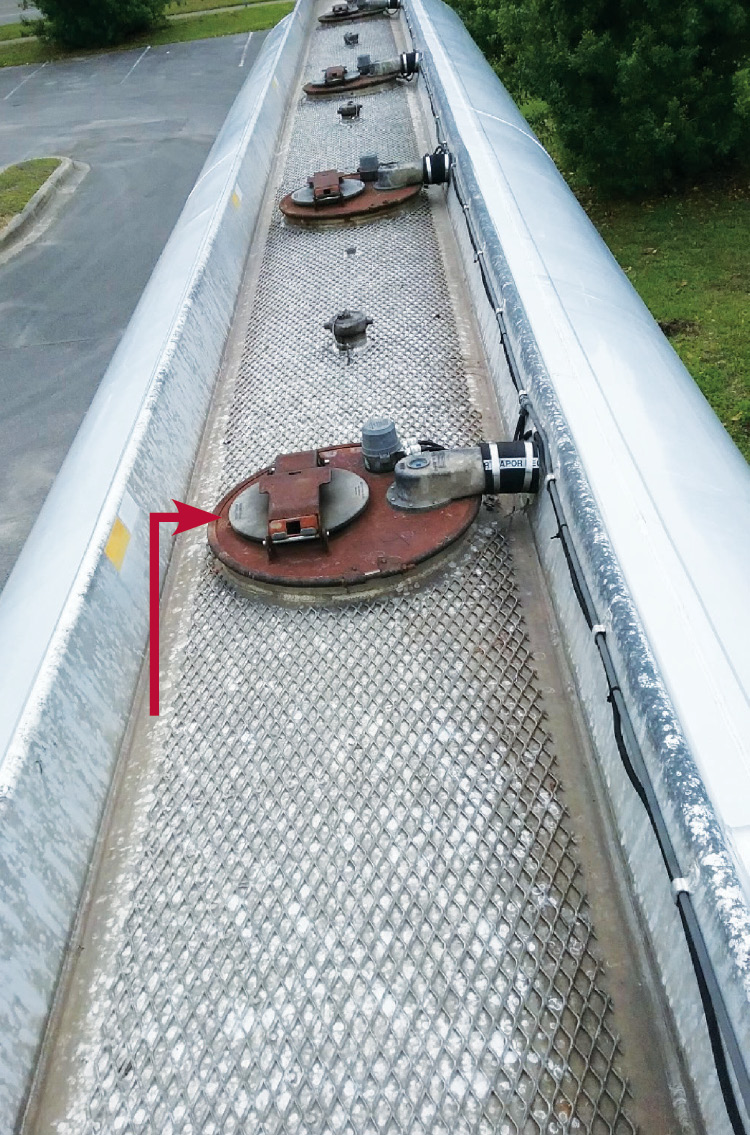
[319,0,400,24]
[208,444,479,598]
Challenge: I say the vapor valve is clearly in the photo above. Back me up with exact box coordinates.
[366,146,452,190]
[387,442,541,509]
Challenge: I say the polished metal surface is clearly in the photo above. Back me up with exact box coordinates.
[30,13,660,1133]
[407,0,750,901]
[0,11,316,1130]
[405,1,750,1118]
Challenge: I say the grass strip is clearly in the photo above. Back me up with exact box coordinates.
[141,3,294,46]
[584,177,750,459]
[0,0,275,42]
[166,0,279,14]
[0,22,28,42]
[0,37,72,65]
[0,2,293,67]
[0,157,61,228]
[519,98,750,460]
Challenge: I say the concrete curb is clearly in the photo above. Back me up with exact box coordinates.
[0,156,73,251]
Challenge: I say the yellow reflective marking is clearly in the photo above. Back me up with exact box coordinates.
[231,190,241,209]
[105,517,131,572]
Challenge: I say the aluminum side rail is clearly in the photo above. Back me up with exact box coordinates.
[0,5,313,1127]
[403,0,750,1126]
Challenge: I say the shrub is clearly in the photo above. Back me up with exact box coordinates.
[28,0,171,48]
[503,0,750,195]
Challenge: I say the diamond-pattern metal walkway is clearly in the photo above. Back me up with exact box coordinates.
[27,10,680,1133]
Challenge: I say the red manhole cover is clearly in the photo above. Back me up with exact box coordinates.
[208,444,479,595]
[319,8,389,22]
[303,73,401,96]
[280,176,421,222]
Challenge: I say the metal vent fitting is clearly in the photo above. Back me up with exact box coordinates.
[338,101,362,120]
[324,310,373,349]
[387,441,541,509]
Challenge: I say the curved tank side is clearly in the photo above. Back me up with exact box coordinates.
[404,0,750,1126]
[406,0,750,923]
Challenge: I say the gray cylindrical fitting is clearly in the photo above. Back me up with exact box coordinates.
[358,153,379,182]
[361,416,401,472]
[375,161,422,190]
[367,56,399,77]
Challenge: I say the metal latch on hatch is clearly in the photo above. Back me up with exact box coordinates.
[323,65,347,85]
[227,450,371,556]
[310,169,345,202]
[257,451,332,545]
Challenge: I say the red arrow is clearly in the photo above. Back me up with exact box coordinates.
[150,500,219,716]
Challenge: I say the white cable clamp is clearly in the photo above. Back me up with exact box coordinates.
[517,389,528,400]
[402,436,421,456]
[671,876,692,901]
[545,473,557,485]
[522,441,535,492]
[592,624,606,638]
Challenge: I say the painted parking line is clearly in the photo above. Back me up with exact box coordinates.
[3,61,47,102]
[120,45,151,84]
[239,31,253,68]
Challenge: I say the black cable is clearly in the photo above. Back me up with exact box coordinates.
[677,896,750,1132]
[599,651,749,1131]
[420,70,750,1129]
[546,360,750,1135]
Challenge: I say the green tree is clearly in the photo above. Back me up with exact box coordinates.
[502,0,750,195]
[28,0,171,48]
[448,0,507,82]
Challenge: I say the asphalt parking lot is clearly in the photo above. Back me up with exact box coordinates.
[0,31,267,587]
